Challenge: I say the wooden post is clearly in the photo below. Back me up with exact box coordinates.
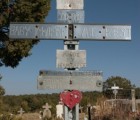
[131,89,136,112]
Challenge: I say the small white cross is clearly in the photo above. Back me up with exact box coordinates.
[42,103,52,111]
[18,108,24,116]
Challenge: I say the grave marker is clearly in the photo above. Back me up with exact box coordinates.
[9,0,131,120]
[56,102,64,119]
[18,108,24,116]
[42,103,52,118]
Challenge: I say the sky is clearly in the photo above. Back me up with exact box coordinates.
[1,0,140,95]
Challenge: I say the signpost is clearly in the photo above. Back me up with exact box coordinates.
[9,0,131,120]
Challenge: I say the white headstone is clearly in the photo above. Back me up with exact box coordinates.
[42,103,52,118]
[56,102,63,119]
[18,108,24,116]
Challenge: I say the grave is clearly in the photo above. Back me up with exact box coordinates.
[56,101,64,119]
[42,103,52,119]
[17,108,24,116]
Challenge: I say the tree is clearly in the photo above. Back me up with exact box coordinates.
[0,74,2,79]
[0,0,51,68]
[0,74,5,96]
[135,87,140,99]
[103,76,135,99]
[104,76,135,90]
[0,85,5,96]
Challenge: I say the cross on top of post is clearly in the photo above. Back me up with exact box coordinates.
[42,103,52,111]
[18,108,24,116]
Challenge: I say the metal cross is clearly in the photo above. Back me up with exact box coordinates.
[108,84,123,99]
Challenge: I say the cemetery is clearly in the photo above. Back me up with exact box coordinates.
[1,0,140,120]
[1,89,140,120]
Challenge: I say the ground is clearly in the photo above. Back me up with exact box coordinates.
[17,113,41,120]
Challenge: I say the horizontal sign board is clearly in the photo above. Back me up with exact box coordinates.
[73,24,131,40]
[9,23,69,40]
[10,23,131,40]
[57,0,83,9]
[57,10,84,23]
[56,50,86,68]
[37,70,103,91]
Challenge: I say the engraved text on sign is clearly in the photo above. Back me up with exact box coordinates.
[73,24,131,40]
[56,50,86,68]
[10,23,69,40]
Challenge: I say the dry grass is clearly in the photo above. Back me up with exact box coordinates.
[92,96,140,120]
[17,113,40,120]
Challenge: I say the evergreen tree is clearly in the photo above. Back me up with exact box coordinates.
[0,0,51,68]
[103,76,135,99]
[0,74,5,96]
[104,76,135,90]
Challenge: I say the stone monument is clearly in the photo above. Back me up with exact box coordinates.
[42,103,52,119]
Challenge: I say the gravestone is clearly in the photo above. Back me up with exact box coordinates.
[56,101,64,119]
[18,108,24,116]
[42,103,52,119]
